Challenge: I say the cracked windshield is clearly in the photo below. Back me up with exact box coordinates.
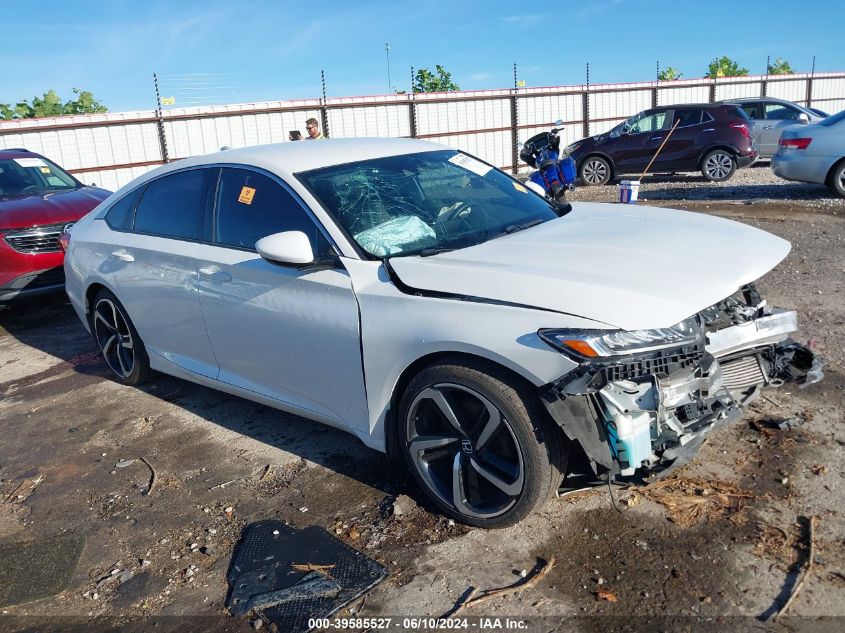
[298,150,557,257]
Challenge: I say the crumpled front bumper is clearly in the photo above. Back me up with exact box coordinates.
[540,301,823,479]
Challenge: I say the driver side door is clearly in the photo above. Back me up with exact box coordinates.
[193,166,369,431]
[612,110,669,173]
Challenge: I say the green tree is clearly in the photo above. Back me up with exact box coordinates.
[0,88,108,120]
[705,56,749,78]
[413,65,460,93]
[768,57,794,75]
[657,66,683,81]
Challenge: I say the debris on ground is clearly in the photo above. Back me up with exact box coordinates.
[772,516,818,620]
[442,557,556,618]
[596,588,618,602]
[391,494,417,517]
[640,476,755,527]
[3,473,44,504]
[226,520,387,633]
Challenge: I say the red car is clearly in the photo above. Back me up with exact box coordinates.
[0,149,110,302]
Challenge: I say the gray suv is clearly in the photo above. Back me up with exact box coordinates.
[723,97,828,158]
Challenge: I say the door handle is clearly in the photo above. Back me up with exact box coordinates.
[198,265,232,282]
[762,125,774,130]
[703,128,715,132]
[649,136,663,141]
[111,249,134,262]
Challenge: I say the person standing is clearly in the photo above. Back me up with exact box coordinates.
[305,118,325,140]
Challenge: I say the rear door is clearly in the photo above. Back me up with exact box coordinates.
[109,168,219,378]
[192,166,368,429]
[761,103,806,157]
[660,108,708,170]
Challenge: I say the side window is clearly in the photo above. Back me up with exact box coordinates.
[702,111,715,123]
[214,168,331,255]
[673,109,702,127]
[133,169,211,240]
[104,187,142,231]
[739,103,760,119]
[765,104,800,120]
[629,111,667,133]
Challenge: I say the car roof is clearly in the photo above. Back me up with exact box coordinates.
[724,97,796,106]
[160,138,446,177]
[0,148,40,159]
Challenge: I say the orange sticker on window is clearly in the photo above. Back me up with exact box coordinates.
[238,186,256,205]
[512,181,527,193]
[40,167,51,174]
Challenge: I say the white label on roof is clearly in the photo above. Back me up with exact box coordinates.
[448,153,492,177]
[14,157,48,168]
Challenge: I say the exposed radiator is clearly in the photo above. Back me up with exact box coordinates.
[720,355,766,391]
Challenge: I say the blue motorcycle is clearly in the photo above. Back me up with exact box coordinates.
[519,121,576,212]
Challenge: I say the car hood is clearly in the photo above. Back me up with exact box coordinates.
[388,202,791,331]
[0,186,111,231]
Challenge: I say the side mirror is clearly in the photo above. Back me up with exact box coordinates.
[798,113,810,124]
[554,119,564,127]
[255,231,314,266]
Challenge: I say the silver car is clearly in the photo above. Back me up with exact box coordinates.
[771,109,845,197]
[64,139,822,527]
[726,97,827,158]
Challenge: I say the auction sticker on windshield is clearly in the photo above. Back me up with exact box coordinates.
[448,153,492,177]
[14,157,48,168]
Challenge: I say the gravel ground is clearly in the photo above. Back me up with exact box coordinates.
[568,162,845,211]
[0,194,843,632]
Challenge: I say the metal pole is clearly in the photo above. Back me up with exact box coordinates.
[320,70,330,138]
[653,61,659,108]
[408,66,417,138]
[762,55,770,97]
[807,56,816,107]
[582,62,590,138]
[385,42,392,93]
[510,63,519,175]
[656,61,660,81]
[153,73,169,163]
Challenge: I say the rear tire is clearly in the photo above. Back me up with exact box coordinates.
[91,288,152,386]
[828,161,845,198]
[397,358,567,528]
[701,149,737,181]
[579,156,612,186]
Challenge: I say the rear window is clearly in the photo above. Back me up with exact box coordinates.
[133,169,211,240]
[104,187,142,231]
[727,106,751,121]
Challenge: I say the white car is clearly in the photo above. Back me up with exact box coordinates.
[64,139,822,527]
[772,109,845,197]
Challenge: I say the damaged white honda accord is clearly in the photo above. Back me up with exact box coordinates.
[65,139,822,527]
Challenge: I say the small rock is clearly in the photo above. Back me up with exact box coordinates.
[92,592,99,600]
[252,618,264,630]
[200,546,215,556]
[115,459,135,468]
[299,506,309,513]
[781,477,789,485]
[207,528,217,535]
[392,494,417,516]
[349,528,361,540]
[272,530,279,535]
[189,542,199,550]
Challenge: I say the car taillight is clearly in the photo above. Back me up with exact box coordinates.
[779,138,812,150]
[729,122,751,139]
[59,230,71,252]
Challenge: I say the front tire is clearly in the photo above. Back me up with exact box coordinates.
[701,149,737,181]
[398,359,566,528]
[579,156,612,186]
[91,289,152,385]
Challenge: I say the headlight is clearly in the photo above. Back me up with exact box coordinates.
[564,142,582,154]
[539,317,700,358]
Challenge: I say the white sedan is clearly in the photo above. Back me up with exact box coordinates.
[64,139,821,527]
[772,109,845,197]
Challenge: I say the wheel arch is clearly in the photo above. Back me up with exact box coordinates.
[577,152,616,179]
[825,156,845,186]
[699,145,739,167]
[383,350,547,462]
[84,281,118,327]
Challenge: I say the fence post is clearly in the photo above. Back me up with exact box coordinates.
[153,73,169,163]
[807,56,816,107]
[762,55,770,97]
[510,63,519,175]
[582,63,590,138]
[709,78,716,104]
[320,70,330,138]
[408,66,417,138]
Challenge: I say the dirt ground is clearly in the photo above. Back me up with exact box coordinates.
[1,183,844,632]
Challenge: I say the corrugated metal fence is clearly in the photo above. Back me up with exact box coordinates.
[2,71,844,191]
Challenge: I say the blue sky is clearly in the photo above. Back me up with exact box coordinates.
[2,0,843,113]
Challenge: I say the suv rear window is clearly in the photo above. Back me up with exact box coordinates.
[729,106,752,121]
[133,169,211,240]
